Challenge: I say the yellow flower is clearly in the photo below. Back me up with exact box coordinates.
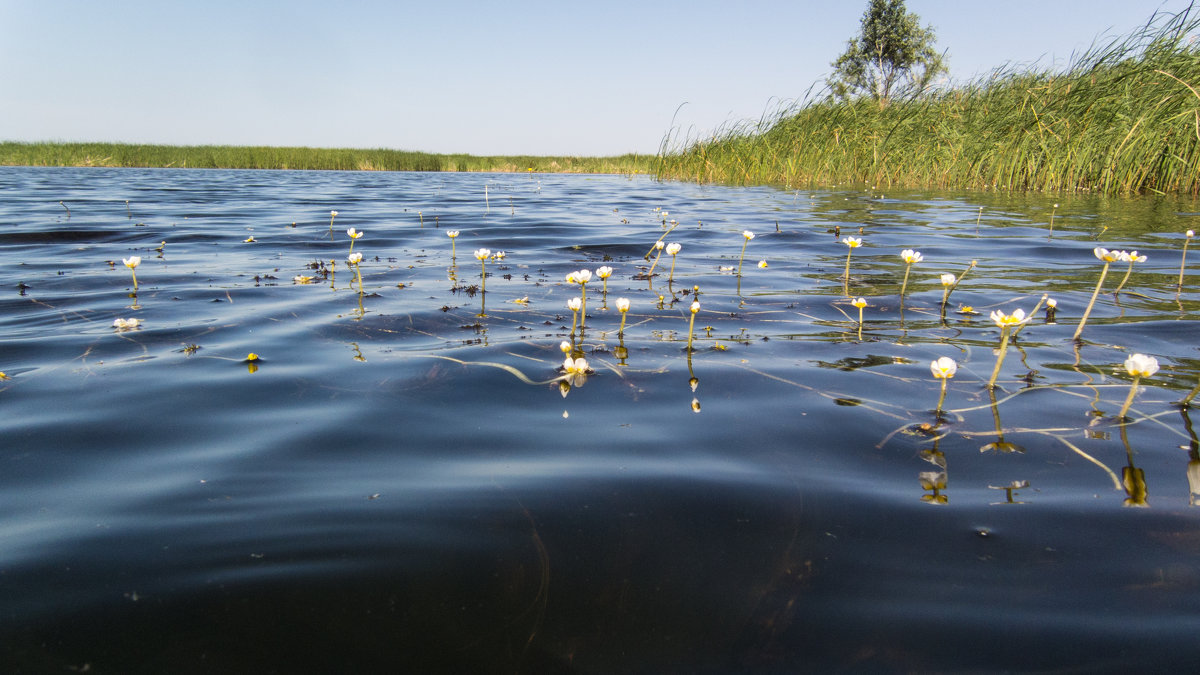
[243,236,256,243]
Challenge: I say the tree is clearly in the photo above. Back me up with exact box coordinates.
[828,0,947,106]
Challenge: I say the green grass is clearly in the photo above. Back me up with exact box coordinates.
[0,141,653,175]
[657,4,1200,196]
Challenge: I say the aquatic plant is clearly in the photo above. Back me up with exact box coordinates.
[736,230,754,277]
[347,252,363,290]
[475,248,491,298]
[647,241,666,277]
[616,297,630,336]
[568,296,582,335]
[572,269,593,328]
[938,260,975,312]
[841,236,862,291]
[346,227,363,255]
[851,296,867,339]
[986,308,1028,390]
[1045,298,1058,322]
[1111,250,1147,294]
[666,242,682,283]
[447,230,459,261]
[1179,230,1193,291]
[1119,353,1160,420]
[329,210,338,234]
[686,300,700,352]
[1073,247,1121,341]
[757,260,768,269]
[122,256,141,291]
[596,266,613,297]
[560,355,590,397]
[1048,203,1059,236]
[112,317,140,330]
[898,249,923,304]
[930,356,957,416]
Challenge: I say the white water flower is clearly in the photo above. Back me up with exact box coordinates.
[112,317,140,330]
[559,340,572,353]
[842,236,862,248]
[851,297,867,309]
[1124,353,1160,378]
[493,251,505,260]
[930,356,958,380]
[989,308,1027,327]
[574,269,592,284]
[901,249,923,264]
[940,273,956,287]
[347,252,363,265]
[567,297,582,312]
[758,260,768,268]
[474,248,490,261]
[616,297,630,312]
[666,242,681,255]
[562,356,589,387]
[690,301,700,314]
[743,230,755,240]
[446,230,459,238]
[123,256,141,269]
[1094,247,1121,262]
[346,228,363,240]
[596,266,613,279]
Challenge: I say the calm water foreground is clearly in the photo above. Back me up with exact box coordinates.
[2,166,1199,673]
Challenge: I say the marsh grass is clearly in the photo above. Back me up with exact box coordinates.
[657,4,1200,196]
[0,142,653,175]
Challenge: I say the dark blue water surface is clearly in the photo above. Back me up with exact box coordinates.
[2,166,1200,672]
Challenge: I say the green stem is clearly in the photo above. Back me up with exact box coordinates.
[618,313,627,336]
[580,284,587,330]
[1180,239,1191,290]
[737,239,749,277]
[1118,376,1141,420]
[987,326,1012,390]
[668,255,677,283]
[1073,261,1111,341]
[899,263,912,303]
[935,378,948,415]
[1112,261,1134,294]
[686,311,696,352]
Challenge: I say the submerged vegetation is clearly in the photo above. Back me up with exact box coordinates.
[0,141,652,175]
[658,4,1200,195]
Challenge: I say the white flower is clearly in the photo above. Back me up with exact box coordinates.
[989,308,1027,327]
[690,301,700,314]
[565,271,577,284]
[851,297,867,309]
[1047,298,1057,308]
[1188,230,1195,238]
[1125,250,1147,263]
[347,252,363,265]
[493,251,505,260]
[930,356,958,380]
[330,210,339,217]
[596,266,613,279]
[567,297,582,312]
[574,269,592,284]
[559,340,572,353]
[474,248,490,261]
[940,273,956,287]
[447,230,459,238]
[742,230,755,240]
[112,317,140,330]
[757,260,768,268]
[1124,353,1160,378]
[1094,247,1120,262]
[346,228,363,239]
[666,242,681,255]
[562,356,589,387]
[842,236,862,248]
[616,297,630,312]
[654,241,665,250]
[123,256,141,269]
[901,249,923,264]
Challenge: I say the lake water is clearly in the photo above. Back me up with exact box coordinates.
[2,166,1199,672]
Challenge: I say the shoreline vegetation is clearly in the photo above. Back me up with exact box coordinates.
[0,141,654,175]
[656,3,1200,196]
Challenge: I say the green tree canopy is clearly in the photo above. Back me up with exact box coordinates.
[828,0,947,106]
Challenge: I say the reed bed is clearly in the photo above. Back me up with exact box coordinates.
[0,142,652,175]
[657,4,1200,196]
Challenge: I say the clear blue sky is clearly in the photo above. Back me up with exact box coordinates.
[0,0,1193,156]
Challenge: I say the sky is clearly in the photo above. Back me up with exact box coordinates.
[0,0,1194,156]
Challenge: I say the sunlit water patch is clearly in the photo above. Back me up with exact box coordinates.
[2,166,1200,672]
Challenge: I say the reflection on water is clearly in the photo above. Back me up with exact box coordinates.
[2,167,1200,671]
